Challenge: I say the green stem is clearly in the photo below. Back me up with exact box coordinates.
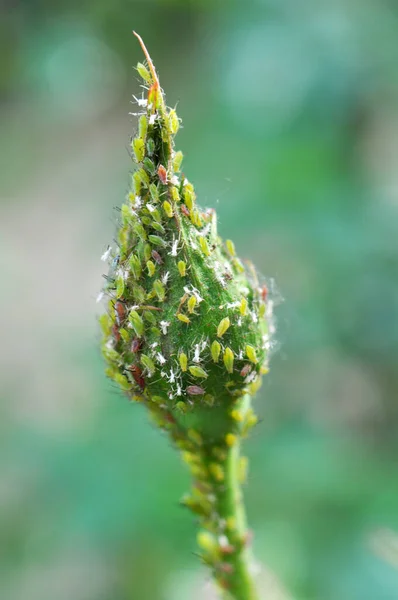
[215,396,259,600]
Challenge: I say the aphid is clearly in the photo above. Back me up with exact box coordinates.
[168,108,180,134]
[163,200,173,218]
[178,261,186,277]
[158,164,168,184]
[179,352,188,372]
[180,203,190,217]
[223,347,234,374]
[225,433,237,447]
[245,345,258,364]
[141,354,156,375]
[112,324,121,343]
[187,385,205,396]
[138,114,148,139]
[136,62,151,83]
[173,150,183,172]
[131,338,141,353]
[114,301,126,326]
[177,313,190,324]
[189,366,208,379]
[148,235,166,247]
[225,239,236,256]
[261,284,268,302]
[149,183,160,203]
[132,137,145,162]
[240,364,252,377]
[127,364,145,390]
[151,249,163,264]
[187,296,197,314]
[129,310,144,337]
[217,317,231,338]
[211,340,221,363]
[240,297,248,316]
[147,260,156,276]
[199,236,210,257]
[153,279,165,301]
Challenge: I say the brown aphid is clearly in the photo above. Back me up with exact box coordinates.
[240,364,252,377]
[114,300,126,326]
[187,385,205,396]
[112,324,121,343]
[127,364,145,390]
[158,164,167,184]
[220,543,235,555]
[131,338,142,353]
[218,562,234,575]
[261,284,268,302]
[151,249,163,265]
[164,412,176,425]
[180,203,190,217]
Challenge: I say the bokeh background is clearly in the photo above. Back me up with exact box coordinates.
[1,1,398,599]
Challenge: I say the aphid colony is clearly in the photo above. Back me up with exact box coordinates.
[99,33,274,591]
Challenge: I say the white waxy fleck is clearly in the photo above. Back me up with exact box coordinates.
[160,320,170,335]
[101,246,112,262]
[156,353,166,365]
[219,535,229,548]
[170,175,179,185]
[133,95,148,107]
[237,318,242,326]
[193,344,201,363]
[151,341,159,348]
[146,203,156,213]
[238,350,244,360]
[134,196,142,208]
[176,384,182,396]
[245,372,257,384]
[226,301,240,309]
[170,238,179,257]
[169,369,176,383]
[96,291,104,303]
[149,113,157,125]
[162,271,170,285]
[251,311,258,323]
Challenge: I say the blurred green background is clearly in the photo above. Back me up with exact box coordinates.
[1,1,398,599]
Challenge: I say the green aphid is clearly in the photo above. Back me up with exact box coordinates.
[245,345,258,364]
[115,274,125,299]
[211,340,221,363]
[151,221,165,234]
[168,109,180,134]
[183,183,196,210]
[132,284,146,304]
[139,115,148,139]
[143,310,156,325]
[170,186,180,202]
[223,347,234,374]
[102,346,120,364]
[187,296,197,314]
[142,216,152,226]
[141,354,156,375]
[150,327,161,337]
[163,200,173,218]
[143,157,155,176]
[132,137,145,163]
[173,150,183,172]
[226,239,236,256]
[178,261,186,277]
[133,222,147,241]
[147,138,155,156]
[148,235,166,247]
[217,317,230,338]
[119,328,130,343]
[121,204,132,225]
[149,183,160,203]
[136,62,151,83]
[129,254,142,279]
[99,313,111,337]
[199,236,210,257]
[147,260,156,276]
[136,168,150,188]
[153,279,165,301]
[129,310,144,337]
[144,243,152,262]
[151,208,162,224]
[114,373,131,390]
[179,352,188,372]
[189,366,208,379]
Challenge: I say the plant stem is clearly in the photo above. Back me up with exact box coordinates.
[215,396,259,600]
